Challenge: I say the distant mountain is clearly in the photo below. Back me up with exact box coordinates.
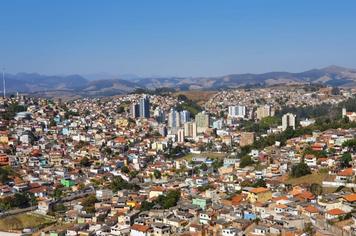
[134,65,356,90]
[5,66,356,97]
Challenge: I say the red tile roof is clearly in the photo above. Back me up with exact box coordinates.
[131,224,151,232]
[326,208,345,215]
[343,193,356,203]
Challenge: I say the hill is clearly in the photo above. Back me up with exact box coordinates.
[4,65,356,97]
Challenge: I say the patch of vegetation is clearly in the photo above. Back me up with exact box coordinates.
[0,213,54,231]
[0,192,37,211]
[176,94,202,117]
[110,176,140,192]
[290,162,311,178]
[140,190,180,211]
[239,155,254,168]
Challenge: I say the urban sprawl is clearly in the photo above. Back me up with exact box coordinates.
[0,85,356,236]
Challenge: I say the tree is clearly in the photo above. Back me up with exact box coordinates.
[340,153,352,168]
[154,170,162,179]
[342,139,356,151]
[140,200,154,211]
[121,166,130,174]
[291,162,311,178]
[12,193,31,208]
[110,176,140,192]
[80,157,91,167]
[239,155,254,168]
[252,178,267,188]
[81,195,97,213]
[200,163,208,171]
[0,166,10,183]
[53,188,63,200]
[310,183,323,196]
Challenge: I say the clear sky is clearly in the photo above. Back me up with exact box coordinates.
[1,0,356,77]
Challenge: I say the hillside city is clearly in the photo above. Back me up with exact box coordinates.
[0,85,355,236]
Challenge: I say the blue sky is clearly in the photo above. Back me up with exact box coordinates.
[0,0,356,77]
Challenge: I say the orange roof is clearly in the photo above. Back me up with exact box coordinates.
[305,154,315,159]
[151,186,164,192]
[326,208,345,215]
[114,137,126,143]
[304,205,318,213]
[275,204,288,209]
[131,224,151,232]
[231,194,243,205]
[272,196,289,202]
[343,193,356,202]
[250,187,269,194]
[296,191,315,200]
[337,168,353,176]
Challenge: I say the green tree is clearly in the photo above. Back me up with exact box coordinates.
[239,155,254,168]
[121,166,130,174]
[340,153,352,168]
[252,178,267,188]
[154,170,162,179]
[81,195,97,213]
[80,157,91,167]
[140,200,155,211]
[310,183,323,196]
[53,188,63,200]
[110,176,140,192]
[291,162,311,178]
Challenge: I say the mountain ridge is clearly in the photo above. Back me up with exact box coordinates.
[4,65,356,97]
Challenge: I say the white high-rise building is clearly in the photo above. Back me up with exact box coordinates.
[154,107,165,123]
[168,108,181,128]
[228,105,246,118]
[177,128,185,143]
[282,113,296,131]
[180,110,191,124]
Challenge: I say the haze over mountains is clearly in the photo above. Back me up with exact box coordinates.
[6,66,356,97]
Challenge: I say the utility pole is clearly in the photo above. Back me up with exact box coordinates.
[2,68,5,98]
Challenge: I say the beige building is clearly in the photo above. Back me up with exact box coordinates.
[256,105,274,120]
[184,121,197,138]
[195,112,210,133]
[240,132,254,147]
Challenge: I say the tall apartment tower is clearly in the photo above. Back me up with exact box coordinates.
[195,111,210,134]
[180,110,191,124]
[168,108,181,128]
[228,105,246,118]
[139,95,150,118]
[184,121,197,138]
[130,103,140,118]
[256,105,274,120]
[177,128,185,143]
[282,113,296,131]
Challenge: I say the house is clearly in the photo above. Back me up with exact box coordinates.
[253,226,270,235]
[304,154,317,167]
[151,223,171,236]
[246,187,272,203]
[149,186,164,199]
[335,168,354,183]
[130,224,151,236]
[325,208,346,220]
[303,205,319,217]
[199,211,216,224]
[37,200,53,214]
[274,204,288,214]
[192,197,211,210]
[343,193,356,205]
[222,228,240,236]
